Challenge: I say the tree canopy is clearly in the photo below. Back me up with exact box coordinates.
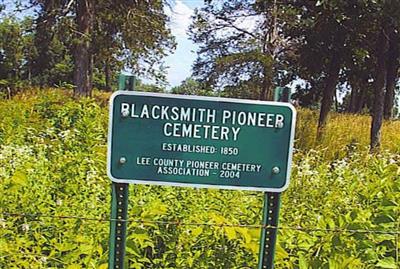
[189,0,400,150]
[2,0,175,96]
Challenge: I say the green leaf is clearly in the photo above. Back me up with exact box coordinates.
[299,253,308,269]
[66,265,81,269]
[236,227,252,244]
[376,257,397,269]
[11,170,27,186]
[191,227,203,238]
[224,227,237,241]
[275,244,289,259]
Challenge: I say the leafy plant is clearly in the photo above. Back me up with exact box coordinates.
[0,89,399,268]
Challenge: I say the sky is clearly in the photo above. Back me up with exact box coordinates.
[164,0,204,88]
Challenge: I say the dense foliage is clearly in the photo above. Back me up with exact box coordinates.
[0,90,399,268]
[189,0,400,151]
[189,0,400,112]
[1,0,175,96]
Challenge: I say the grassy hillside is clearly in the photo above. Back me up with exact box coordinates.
[0,89,399,268]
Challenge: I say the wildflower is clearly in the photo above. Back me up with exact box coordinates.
[22,223,29,232]
[0,218,6,228]
[40,256,47,263]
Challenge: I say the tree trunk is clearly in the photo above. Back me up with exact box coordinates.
[28,66,32,85]
[355,80,367,113]
[384,30,399,120]
[33,0,57,84]
[316,28,347,140]
[370,27,390,152]
[347,85,356,113]
[316,55,341,140]
[73,0,93,97]
[105,59,112,91]
[88,54,93,96]
[259,68,271,101]
[334,90,339,111]
[259,0,277,101]
[348,78,364,113]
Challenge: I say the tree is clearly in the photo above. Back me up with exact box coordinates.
[370,25,389,151]
[0,16,35,95]
[91,1,175,92]
[30,0,73,87]
[0,18,24,80]
[27,0,175,96]
[285,1,374,140]
[383,29,400,119]
[370,1,400,151]
[189,0,297,100]
[171,77,213,96]
[344,53,375,114]
[73,0,93,96]
[89,1,175,96]
[135,79,165,93]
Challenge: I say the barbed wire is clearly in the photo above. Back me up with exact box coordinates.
[2,212,400,235]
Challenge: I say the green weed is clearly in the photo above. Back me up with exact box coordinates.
[0,89,399,268]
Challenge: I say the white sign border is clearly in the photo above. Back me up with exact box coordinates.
[107,91,297,192]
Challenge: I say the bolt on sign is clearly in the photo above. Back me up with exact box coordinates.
[107,91,296,192]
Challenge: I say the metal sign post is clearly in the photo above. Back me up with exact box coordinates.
[257,92,291,269]
[108,183,129,269]
[108,74,135,269]
[258,192,281,269]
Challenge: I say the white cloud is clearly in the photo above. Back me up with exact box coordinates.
[236,15,263,33]
[163,1,198,88]
[166,0,194,38]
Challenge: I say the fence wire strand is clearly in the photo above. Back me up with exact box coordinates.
[2,212,399,235]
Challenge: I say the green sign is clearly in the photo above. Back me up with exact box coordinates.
[107,91,296,192]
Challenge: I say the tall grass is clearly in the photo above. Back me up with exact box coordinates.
[295,108,400,159]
